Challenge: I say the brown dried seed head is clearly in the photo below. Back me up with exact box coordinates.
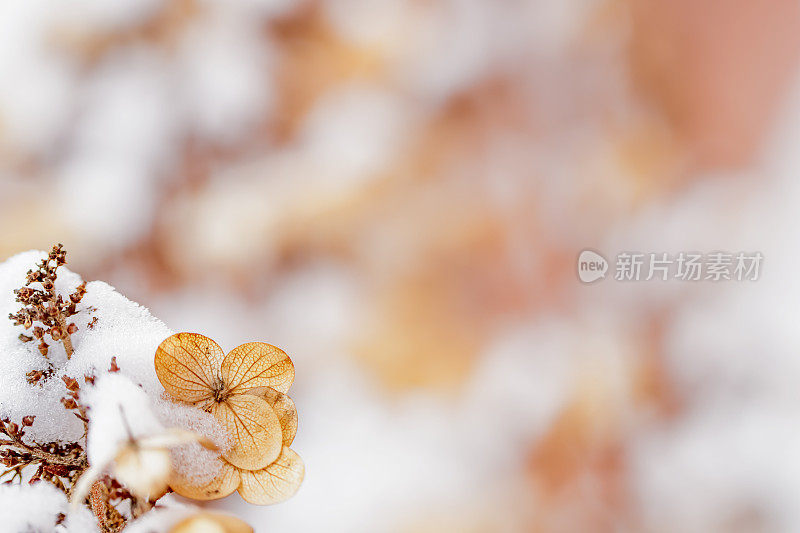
[32,326,43,339]
[67,323,77,335]
[38,343,48,357]
[50,327,62,340]
[109,357,120,373]
[21,416,35,427]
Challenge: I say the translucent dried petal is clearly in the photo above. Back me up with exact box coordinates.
[237,447,305,505]
[246,387,298,446]
[210,394,282,470]
[221,342,295,395]
[114,445,171,500]
[169,459,240,500]
[155,333,225,402]
[171,513,253,533]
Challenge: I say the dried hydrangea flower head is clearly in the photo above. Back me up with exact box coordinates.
[154,333,304,504]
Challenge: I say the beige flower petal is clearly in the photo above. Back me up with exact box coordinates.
[155,333,225,402]
[237,447,305,505]
[246,387,298,446]
[171,512,253,533]
[221,342,294,395]
[210,394,282,470]
[169,460,240,501]
[114,445,172,501]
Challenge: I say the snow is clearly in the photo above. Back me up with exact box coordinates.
[0,482,95,533]
[154,400,231,485]
[65,280,172,396]
[0,250,228,490]
[83,373,165,468]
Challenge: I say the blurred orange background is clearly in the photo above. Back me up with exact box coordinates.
[2,0,800,531]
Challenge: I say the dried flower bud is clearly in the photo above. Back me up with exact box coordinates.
[42,280,54,291]
[61,398,78,410]
[84,374,95,385]
[26,370,44,385]
[43,464,70,477]
[18,333,33,343]
[38,343,48,357]
[17,287,33,300]
[113,445,172,500]
[62,376,79,392]
[67,323,77,335]
[6,423,19,436]
[50,327,62,340]
[109,357,120,373]
[32,326,44,339]
[23,317,32,329]
[21,416,35,427]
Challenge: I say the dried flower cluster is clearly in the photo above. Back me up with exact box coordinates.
[155,333,304,504]
[8,243,87,360]
[1,247,296,531]
[1,246,147,532]
[0,415,86,489]
[0,362,132,531]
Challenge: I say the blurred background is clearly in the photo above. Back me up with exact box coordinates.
[2,0,800,531]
